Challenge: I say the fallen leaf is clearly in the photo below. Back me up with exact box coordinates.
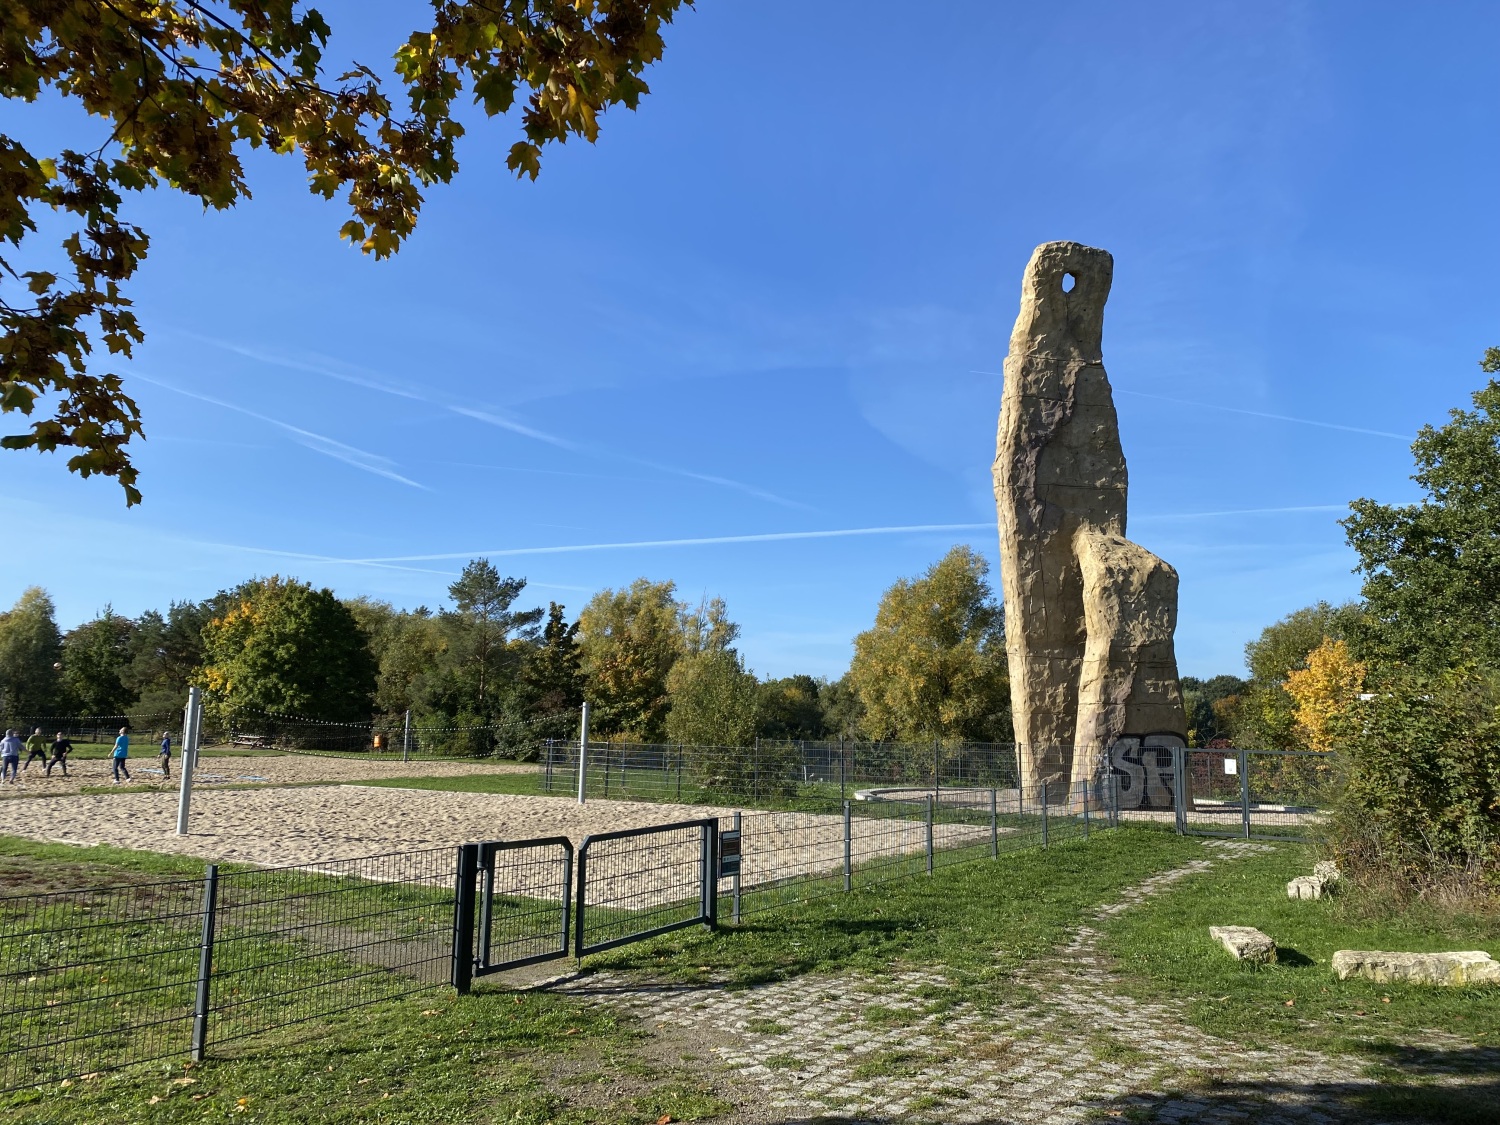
[44,999,60,1007]
[382,1092,391,1099]
[149,1095,162,1104]
[1284,1000,1295,1007]
[421,1009,440,1017]
[80,1072,99,1080]
[1355,1010,1366,1016]
[358,1078,372,1084]
[565,1027,580,1036]
[59,1080,71,1088]
[191,1094,207,1101]
[172,1077,196,1086]
[1381,997,1391,1004]
[657,1116,673,1124]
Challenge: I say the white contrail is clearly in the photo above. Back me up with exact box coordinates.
[336,523,996,564]
[137,375,429,490]
[968,371,1412,440]
[182,332,808,507]
[1135,504,1347,521]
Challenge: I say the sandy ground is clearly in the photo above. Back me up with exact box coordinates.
[0,750,530,798]
[0,783,992,899]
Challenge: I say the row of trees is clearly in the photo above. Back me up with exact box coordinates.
[0,545,1011,748]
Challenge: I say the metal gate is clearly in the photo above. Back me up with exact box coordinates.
[574,818,718,956]
[451,837,573,992]
[1176,747,1338,842]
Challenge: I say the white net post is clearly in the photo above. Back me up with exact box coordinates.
[175,686,203,836]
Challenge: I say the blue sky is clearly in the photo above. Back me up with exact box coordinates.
[6,1,1498,680]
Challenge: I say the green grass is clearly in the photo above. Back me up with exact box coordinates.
[1100,842,1500,1122]
[587,827,1205,995]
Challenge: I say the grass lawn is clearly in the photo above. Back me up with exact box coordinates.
[1101,841,1500,1123]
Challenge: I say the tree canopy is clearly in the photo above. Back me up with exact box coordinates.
[847,545,1010,742]
[1,0,689,503]
[199,575,376,722]
[1344,362,1500,674]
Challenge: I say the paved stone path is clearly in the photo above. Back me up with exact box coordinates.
[555,839,1476,1123]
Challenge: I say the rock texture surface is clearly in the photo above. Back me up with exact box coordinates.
[1286,875,1328,900]
[993,242,1187,796]
[1332,950,1500,986]
[1209,925,1278,965]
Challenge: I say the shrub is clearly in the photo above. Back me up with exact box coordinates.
[1329,670,1500,903]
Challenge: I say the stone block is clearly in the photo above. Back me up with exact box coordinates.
[1312,860,1342,883]
[1286,876,1327,900]
[1209,926,1277,965]
[1331,950,1500,986]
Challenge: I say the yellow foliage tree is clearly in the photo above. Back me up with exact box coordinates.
[1283,638,1366,752]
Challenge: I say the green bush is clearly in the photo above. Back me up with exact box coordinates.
[1330,670,1500,900]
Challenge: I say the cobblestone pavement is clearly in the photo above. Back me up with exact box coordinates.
[555,839,1483,1124]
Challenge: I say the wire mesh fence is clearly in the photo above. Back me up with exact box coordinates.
[538,738,1023,809]
[0,767,1121,1091]
[207,848,457,1048]
[1181,748,1338,840]
[0,875,206,1091]
[465,838,574,982]
[721,776,1118,920]
[574,820,717,956]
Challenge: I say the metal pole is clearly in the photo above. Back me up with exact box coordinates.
[990,787,999,858]
[191,864,219,1061]
[402,709,411,763]
[731,811,741,924]
[1082,777,1091,839]
[925,794,934,875]
[933,737,940,797]
[477,844,495,969]
[843,800,852,891]
[1040,782,1049,849]
[753,738,760,802]
[176,687,202,837]
[701,823,717,930]
[1240,748,1251,839]
[576,702,590,805]
[452,844,478,993]
[840,736,846,800]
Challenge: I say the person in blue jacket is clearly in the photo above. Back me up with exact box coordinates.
[159,731,171,780]
[111,727,131,784]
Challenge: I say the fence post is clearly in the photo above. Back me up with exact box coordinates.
[1172,745,1187,835]
[1239,748,1251,839]
[477,843,495,970]
[402,709,411,763]
[191,864,219,1062]
[573,839,589,959]
[701,822,718,930]
[732,811,742,924]
[452,844,478,994]
[753,738,760,803]
[839,737,846,800]
[1082,777,1091,839]
[990,788,999,858]
[176,686,203,837]
[933,737,940,796]
[576,702,590,806]
[677,747,683,801]
[843,800,852,891]
[1040,783,1049,849]
[925,794,934,875]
